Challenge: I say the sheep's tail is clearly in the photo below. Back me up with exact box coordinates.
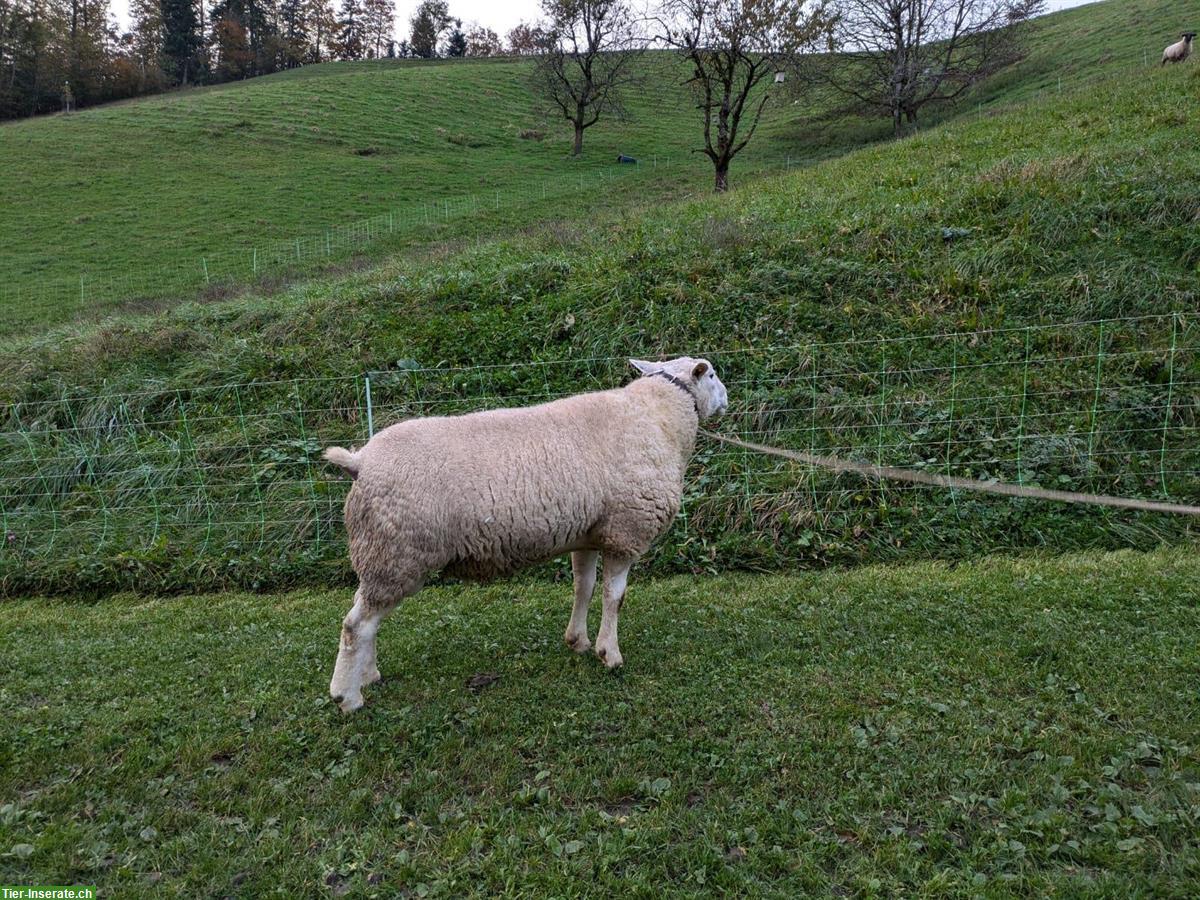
[323,446,362,480]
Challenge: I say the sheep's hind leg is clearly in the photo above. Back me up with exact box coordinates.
[594,554,633,670]
[329,584,400,713]
[564,550,598,653]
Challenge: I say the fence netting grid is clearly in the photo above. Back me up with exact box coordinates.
[1,314,1195,582]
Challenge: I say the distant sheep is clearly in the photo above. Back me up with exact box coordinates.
[323,356,729,713]
[1162,32,1196,65]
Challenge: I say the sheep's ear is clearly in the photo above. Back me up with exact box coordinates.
[629,358,657,375]
[691,361,709,380]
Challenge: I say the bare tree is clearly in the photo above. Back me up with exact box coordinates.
[534,0,644,157]
[826,0,1043,137]
[663,0,835,192]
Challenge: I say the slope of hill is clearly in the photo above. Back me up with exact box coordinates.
[0,55,736,330]
[0,0,1194,332]
[1,27,1197,595]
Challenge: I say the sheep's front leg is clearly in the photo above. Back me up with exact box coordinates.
[363,640,382,687]
[329,588,389,713]
[594,555,632,670]
[564,550,598,653]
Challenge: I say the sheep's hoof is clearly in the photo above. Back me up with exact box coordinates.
[364,668,382,686]
[596,646,623,670]
[564,633,591,654]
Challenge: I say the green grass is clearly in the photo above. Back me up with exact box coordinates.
[2,24,1198,596]
[2,549,1198,895]
[1,0,1194,331]
[0,54,772,331]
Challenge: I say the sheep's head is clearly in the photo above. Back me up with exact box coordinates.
[1185,32,1197,41]
[629,356,729,421]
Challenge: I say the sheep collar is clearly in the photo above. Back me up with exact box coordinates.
[648,370,700,415]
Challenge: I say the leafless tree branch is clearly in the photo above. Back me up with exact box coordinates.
[659,0,836,192]
[533,0,647,156]
[821,0,1043,137]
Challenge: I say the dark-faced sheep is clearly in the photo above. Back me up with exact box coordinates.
[323,356,729,712]
[1162,32,1196,65]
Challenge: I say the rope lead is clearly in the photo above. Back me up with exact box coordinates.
[700,430,1200,517]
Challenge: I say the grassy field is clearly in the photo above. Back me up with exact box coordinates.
[2,549,1197,895]
[0,0,1194,331]
[0,54,753,330]
[2,3,1198,892]
[2,26,1197,596]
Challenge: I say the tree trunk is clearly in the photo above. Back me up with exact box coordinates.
[714,162,729,193]
[572,121,584,156]
[905,108,917,124]
[892,107,903,138]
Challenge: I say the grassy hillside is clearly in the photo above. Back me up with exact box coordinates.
[2,550,1198,894]
[1,43,1197,596]
[0,55,744,331]
[1,0,1194,331]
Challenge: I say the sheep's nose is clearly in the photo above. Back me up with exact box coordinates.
[331,694,344,705]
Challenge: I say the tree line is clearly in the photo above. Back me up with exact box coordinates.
[0,0,554,119]
[2,0,1046,193]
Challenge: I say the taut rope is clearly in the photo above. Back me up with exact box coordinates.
[700,430,1200,517]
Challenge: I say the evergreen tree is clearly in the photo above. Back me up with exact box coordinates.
[278,0,307,66]
[333,0,365,59]
[407,0,451,59]
[64,0,110,105]
[444,24,464,57]
[129,0,167,90]
[161,0,203,84]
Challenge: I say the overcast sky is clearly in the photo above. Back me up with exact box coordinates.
[108,0,1101,43]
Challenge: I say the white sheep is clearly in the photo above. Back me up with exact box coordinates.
[323,356,729,712]
[1162,32,1196,65]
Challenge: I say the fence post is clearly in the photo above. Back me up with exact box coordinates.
[364,375,375,438]
[294,394,322,551]
[80,275,85,304]
[252,247,258,274]
[202,258,209,284]
[1086,322,1106,471]
[1159,314,1179,495]
[1016,327,1032,484]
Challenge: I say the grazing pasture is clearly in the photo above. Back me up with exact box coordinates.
[0,0,1195,331]
[3,49,1198,597]
[1,0,1199,894]
[0,56,734,331]
[2,550,1198,895]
